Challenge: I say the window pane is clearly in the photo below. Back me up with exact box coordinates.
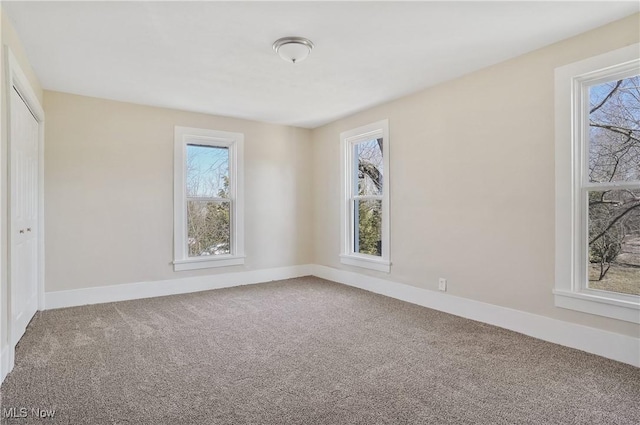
[187,144,230,198]
[187,200,230,257]
[354,138,383,196]
[588,76,640,183]
[588,189,640,295]
[354,199,382,256]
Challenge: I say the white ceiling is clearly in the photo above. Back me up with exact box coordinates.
[3,1,639,128]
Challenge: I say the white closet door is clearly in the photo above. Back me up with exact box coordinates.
[10,87,39,343]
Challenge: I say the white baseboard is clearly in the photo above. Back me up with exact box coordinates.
[40,263,638,368]
[311,265,640,368]
[45,264,314,310]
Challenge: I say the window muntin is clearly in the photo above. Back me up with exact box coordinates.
[340,120,390,272]
[174,127,244,271]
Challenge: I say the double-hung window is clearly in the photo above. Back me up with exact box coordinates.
[340,119,390,272]
[554,44,639,323]
[173,126,244,271]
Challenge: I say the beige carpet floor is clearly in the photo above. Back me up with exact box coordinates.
[0,276,639,424]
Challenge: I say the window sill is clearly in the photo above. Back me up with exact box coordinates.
[173,255,245,271]
[553,289,640,324]
[340,254,390,273]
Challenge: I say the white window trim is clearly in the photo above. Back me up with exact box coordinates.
[173,126,245,271]
[340,119,390,273]
[554,43,640,323]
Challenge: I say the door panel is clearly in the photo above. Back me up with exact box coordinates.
[10,87,39,344]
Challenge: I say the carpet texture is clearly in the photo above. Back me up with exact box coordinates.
[1,277,638,424]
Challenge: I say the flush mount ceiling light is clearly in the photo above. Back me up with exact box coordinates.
[273,37,314,64]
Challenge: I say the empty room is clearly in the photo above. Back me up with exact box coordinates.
[0,1,639,424]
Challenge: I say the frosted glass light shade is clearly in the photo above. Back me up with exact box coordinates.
[273,37,314,64]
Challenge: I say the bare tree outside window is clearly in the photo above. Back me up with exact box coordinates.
[587,76,640,295]
[186,145,231,257]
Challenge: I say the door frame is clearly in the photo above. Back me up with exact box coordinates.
[1,47,45,381]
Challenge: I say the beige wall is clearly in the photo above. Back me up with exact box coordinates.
[44,91,312,291]
[0,8,44,361]
[311,14,640,337]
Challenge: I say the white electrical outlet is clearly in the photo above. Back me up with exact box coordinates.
[438,278,447,291]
